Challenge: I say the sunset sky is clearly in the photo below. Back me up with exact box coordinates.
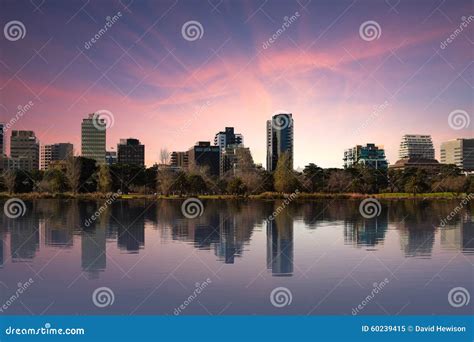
[0,0,472,168]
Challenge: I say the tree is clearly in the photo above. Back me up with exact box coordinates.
[187,174,207,194]
[303,163,324,192]
[98,164,112,193]
[2,170,16,194]
[160,148,170,165]
[274,152,299,193]
[40,168,67,193]
[156,168,175,195]
[404,169,430,195]
[66,156,81,194]
[227,177,247,195]
[326,170,352,193]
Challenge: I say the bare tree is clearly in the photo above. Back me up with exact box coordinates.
[66,156,81,194]
[2,170,16,194]
[159,148,170,165]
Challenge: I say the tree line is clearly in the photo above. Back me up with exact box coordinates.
[1,153,473,195]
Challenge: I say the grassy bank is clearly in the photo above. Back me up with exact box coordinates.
[0,191,470,200]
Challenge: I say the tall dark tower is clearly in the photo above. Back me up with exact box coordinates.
[266,113,294,171]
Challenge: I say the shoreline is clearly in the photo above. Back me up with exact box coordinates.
[0,192,470,200]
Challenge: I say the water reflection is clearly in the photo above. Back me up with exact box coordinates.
[0,199,472,276]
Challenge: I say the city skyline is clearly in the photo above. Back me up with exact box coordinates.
[0,0,472,168]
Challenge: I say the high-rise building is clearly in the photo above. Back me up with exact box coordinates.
[117,138,145,166]
[187,141,220,176]
[390,134,439,170]
[343,143,388,169]
[214,127,243,151]
[170,151,189,168]
[81,113,106,164]
[105,151,117,166]
[399,134,435,160]
[214,127,244,176]
[221,146,255,176]
[40,143,73,170]
[266,113,294,171]
[9,130,39,171]
[440,138,474,171]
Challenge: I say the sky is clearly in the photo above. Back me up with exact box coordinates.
[0,0,472,168]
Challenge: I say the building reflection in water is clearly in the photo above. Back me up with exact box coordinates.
[81,225,106,279]
[397,220,435,258]
[214,215,241,264]
[41,219,73,248]
[113,202,145,253]
[344,210,388,249]
[10,218,40,261]
[266,211,294,277]
[440,216,474,254]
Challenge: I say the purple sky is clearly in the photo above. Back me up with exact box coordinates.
[0,0,472,168]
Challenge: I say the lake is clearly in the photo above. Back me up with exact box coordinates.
[0,198,472,315]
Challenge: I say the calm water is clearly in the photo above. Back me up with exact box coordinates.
[0,199,472,315]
